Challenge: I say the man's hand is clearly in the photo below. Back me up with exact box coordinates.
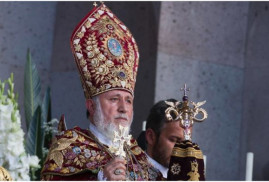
[103,157,127,180]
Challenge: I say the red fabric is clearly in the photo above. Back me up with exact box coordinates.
[41,127,163,181]
[70,6,98,40]
[70,4,139,98]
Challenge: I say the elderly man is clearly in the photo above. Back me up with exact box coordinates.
[41,3,162,181]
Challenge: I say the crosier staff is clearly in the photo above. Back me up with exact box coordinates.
[165,83,208,140]
[166,84,208,181]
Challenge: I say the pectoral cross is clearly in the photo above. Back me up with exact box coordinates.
[109,125,132,158]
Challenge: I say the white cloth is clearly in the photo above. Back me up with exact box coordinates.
[89,124,109,181]
[146,153,168,178]
[97,169,107,181]
[89,123,113,147]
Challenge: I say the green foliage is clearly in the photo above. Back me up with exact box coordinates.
[25,106,43,180]
[24,49,53,180]
[42,88,53,152]
[26,106,42,156]
[7,74,19,122]
[0,73,20,124]
[0,81,5,102]
[24,49,41,130]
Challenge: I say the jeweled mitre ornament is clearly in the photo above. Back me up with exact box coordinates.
[70,3,139,98]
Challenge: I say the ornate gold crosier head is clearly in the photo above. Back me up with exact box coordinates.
[165,84,208,141]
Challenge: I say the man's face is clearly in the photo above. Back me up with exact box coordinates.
[88,90,134,140]
[152,121,184,168]
[98,90,134,128]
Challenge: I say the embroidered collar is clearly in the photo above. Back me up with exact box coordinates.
[146,153,168,178]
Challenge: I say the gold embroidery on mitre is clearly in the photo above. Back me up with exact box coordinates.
[71,4,139,98]
[80,32,135,96]
[92,15,125,40]
[187,160,200,181]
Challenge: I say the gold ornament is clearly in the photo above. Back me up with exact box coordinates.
[108,125,131,158]
[170,163,181,175]
[0,166,12,181]
[164,84,208,140]
[46,131,78,167]
[187,160,200,181]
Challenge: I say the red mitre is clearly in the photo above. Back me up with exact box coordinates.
[70,3,139,99]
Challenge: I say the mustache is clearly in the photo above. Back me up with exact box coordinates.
[114,113,129,120]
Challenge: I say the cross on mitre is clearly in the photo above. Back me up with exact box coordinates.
[108,125,132,158]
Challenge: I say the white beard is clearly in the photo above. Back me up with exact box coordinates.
[92,96,133,141]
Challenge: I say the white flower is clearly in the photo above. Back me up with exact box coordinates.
[6,131,25,156]
[29,155,40,168]
[0,77,40,181]
[20,155,30,169]
[0,103,13,131]
[43,118,59,134]
[6,153,23,170]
